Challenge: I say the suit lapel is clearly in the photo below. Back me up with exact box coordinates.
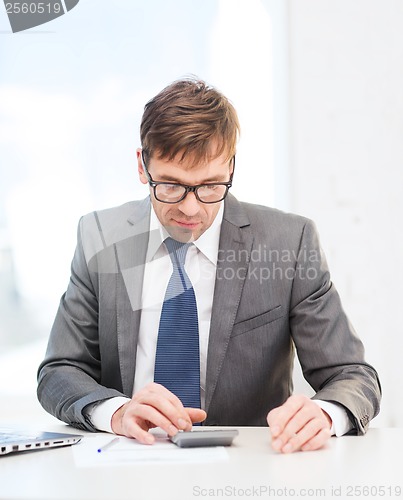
[205,194,252,413]
[114,198,151,396]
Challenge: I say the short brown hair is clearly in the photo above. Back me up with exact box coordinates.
[140,77,240,168]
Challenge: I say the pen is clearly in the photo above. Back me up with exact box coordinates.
[97,437,120,453]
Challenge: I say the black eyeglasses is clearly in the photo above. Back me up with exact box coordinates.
[141,152,234,204]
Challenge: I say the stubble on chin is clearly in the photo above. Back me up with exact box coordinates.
[163,223,196,243]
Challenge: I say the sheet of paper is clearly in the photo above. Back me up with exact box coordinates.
[72,430,229,467]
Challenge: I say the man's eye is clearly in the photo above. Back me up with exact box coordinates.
[165,184,182,192]
[202,185,218,191]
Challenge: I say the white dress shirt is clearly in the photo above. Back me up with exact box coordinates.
[88,202,352,437]
[133,202,223,407]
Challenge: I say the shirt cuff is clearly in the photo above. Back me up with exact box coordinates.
[313,399,353,437]
[86,397,131,433]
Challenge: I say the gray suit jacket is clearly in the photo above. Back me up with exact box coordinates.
[37,194,381,433]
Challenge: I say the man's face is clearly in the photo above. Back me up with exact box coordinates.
[137,149,232,242]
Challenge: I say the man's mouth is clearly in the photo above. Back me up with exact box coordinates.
[172,219,201,229]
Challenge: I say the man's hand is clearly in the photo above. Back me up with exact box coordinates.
[267,395,332,453]
[111,382,206,444]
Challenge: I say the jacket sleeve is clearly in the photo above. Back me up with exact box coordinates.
[289,219,381,435]
[37,216,126,432]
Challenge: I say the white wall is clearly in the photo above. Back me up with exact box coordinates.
[288,0,403,426]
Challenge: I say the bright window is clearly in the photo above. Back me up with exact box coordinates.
[0,1,288,391]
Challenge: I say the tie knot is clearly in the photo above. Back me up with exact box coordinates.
[164,237,191,268]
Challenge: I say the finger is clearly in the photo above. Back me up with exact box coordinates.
[268,395,306,437]
[281,417,329,453]
[138,383,193,428]
[123,404,180,443]
[134,388,192,430]
[136,395,191,431]
[146,382,188,410]
[266,408,281,436]
[301,427,332,452]
[135,403,183,436]
[121,416,156,445]
[272,401,317,447]
[186,408,207,423]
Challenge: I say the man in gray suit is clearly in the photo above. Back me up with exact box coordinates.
[37,78,381,453]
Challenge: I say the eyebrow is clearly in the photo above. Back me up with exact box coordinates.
[155,174,228,183]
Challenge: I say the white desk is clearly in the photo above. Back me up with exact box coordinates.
[0,415,402,500]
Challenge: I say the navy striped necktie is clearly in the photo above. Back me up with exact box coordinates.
[154,237,201,409]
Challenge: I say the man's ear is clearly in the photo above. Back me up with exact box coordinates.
[137,148,148,185]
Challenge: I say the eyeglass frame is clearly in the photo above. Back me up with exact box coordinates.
[140,151,235,204]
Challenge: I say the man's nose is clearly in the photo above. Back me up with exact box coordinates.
[178,191,200,217]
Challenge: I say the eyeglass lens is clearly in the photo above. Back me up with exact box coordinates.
[155,184,228,203]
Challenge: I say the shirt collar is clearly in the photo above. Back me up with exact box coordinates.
[193,203,223,264]
[146,202,224,265]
